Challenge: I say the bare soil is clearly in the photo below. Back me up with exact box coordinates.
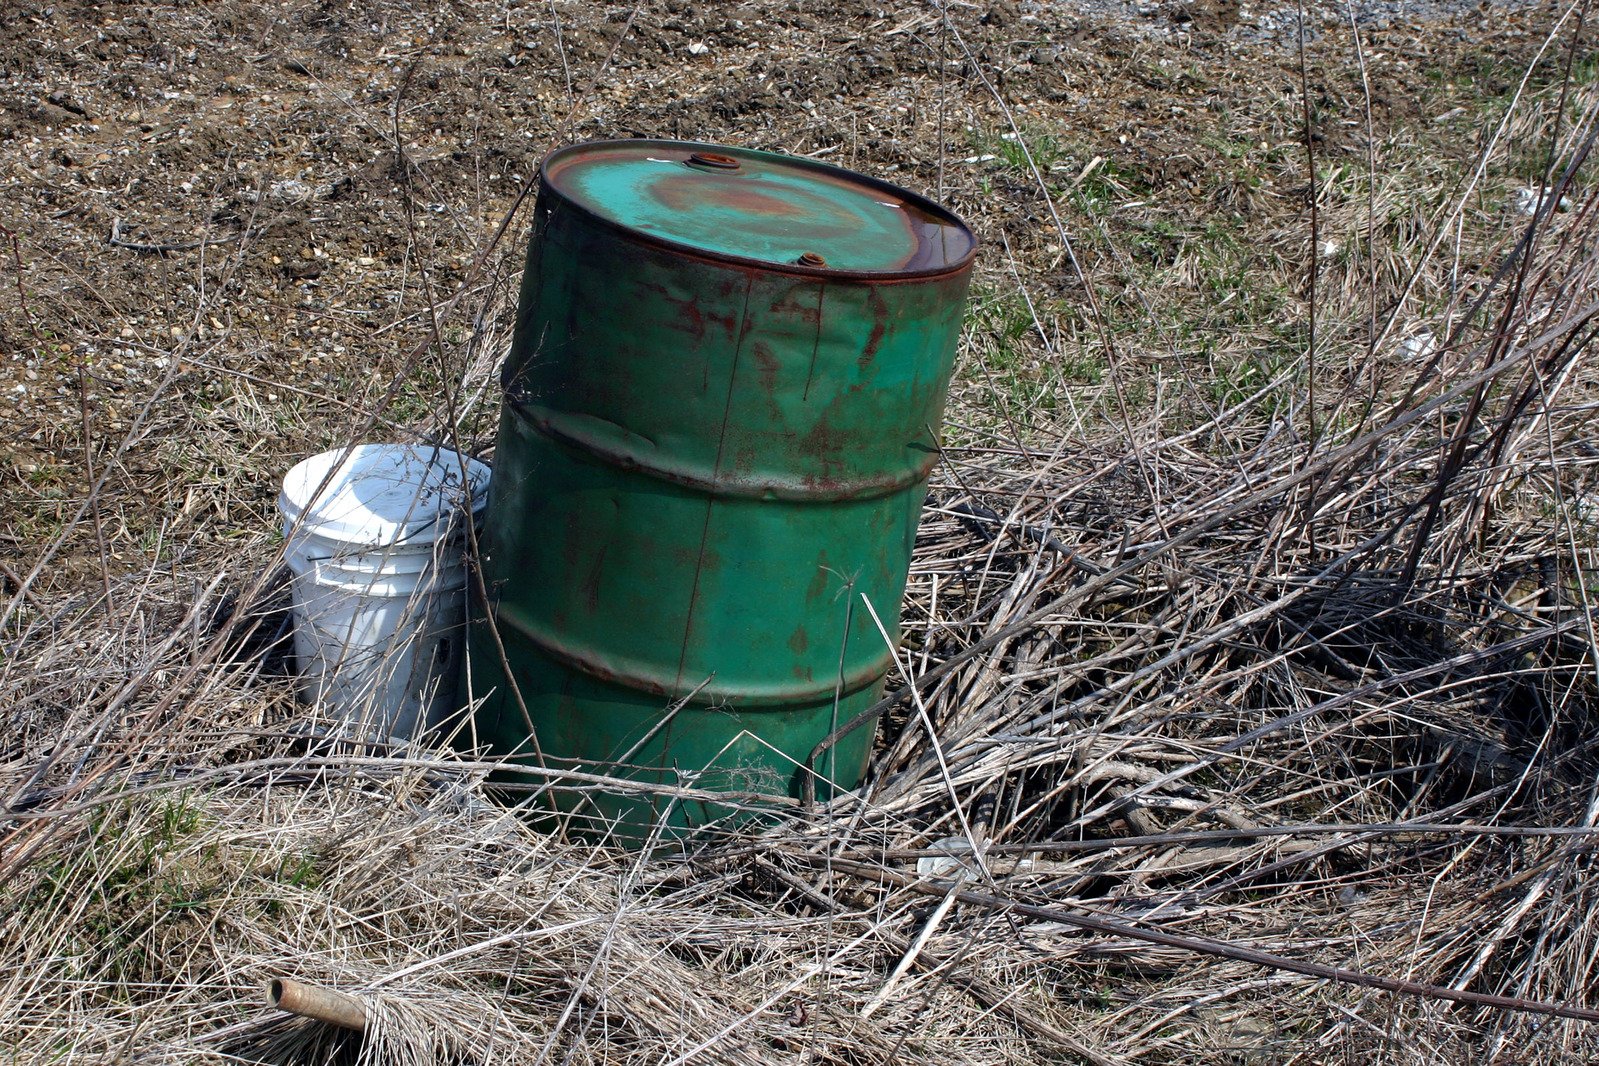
[0,0,1566,589]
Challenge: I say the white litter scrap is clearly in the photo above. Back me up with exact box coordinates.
[1512,185,1573,217]
[1397,330,1439,363]
[917,836,976,880]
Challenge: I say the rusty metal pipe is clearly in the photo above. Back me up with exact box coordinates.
[266,977,368,1032]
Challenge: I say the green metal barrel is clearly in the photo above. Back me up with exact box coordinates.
[465,139,975,839]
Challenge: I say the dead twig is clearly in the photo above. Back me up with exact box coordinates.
[107,217,242,255]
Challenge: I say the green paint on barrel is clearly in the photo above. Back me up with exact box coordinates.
[464,139,976,841]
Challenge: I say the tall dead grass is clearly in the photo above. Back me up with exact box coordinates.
[6,3,1599,1063]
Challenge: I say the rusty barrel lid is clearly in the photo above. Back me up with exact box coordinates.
[538,138,977,278]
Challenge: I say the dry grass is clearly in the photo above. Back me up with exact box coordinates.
[8,0,1599,1062]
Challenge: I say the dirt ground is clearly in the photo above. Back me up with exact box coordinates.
[0,0,1568,590]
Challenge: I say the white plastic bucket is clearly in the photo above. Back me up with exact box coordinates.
[277,444,491,741]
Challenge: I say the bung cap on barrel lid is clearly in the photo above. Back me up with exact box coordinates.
[278,444,491,547]
[539,139,977,277]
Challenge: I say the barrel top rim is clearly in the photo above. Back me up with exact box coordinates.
[537,138,979,280]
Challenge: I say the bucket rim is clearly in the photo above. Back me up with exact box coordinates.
[278,443,491,549]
